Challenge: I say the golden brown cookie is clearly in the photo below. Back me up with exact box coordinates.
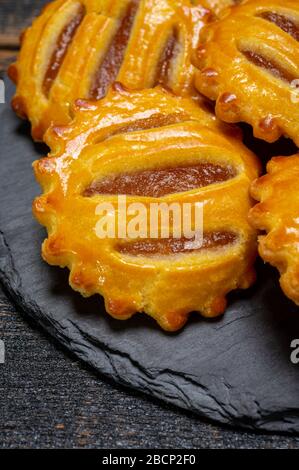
[33,86,260,331]
[8,0,208,141]
[249,154,299,306]
[194,0,299,146]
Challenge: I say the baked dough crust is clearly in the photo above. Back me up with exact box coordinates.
[249,154,299,306]
[8,0,208,141]
[194,0,299,146]
[33,86,260,331]
[201,0,245,17]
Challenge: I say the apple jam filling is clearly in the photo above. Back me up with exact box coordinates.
[89,0,140,99]
[241,49,296,84]
[258,11,299,41]
[84,163,237,198]
[43,4,85,96]
[154,28,180,87]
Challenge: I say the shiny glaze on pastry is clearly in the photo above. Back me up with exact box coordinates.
[249,154,299,307]
[194,0,299,146]
[8,0,209,141]
[33,86,260,331]
[201,0,245,17]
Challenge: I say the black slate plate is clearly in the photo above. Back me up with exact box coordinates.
[1,80,299,433]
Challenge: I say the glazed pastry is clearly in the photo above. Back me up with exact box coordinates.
[8,0,208,141]
[194,0,299,146]
[33,86,260,331]
[249,154,299,306]
[201,0,245,17]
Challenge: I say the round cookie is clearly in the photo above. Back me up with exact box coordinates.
[194,0,299,146]
[33,86,260,331]
[249,154,299,307]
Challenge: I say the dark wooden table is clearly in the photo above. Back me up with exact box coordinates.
[1,0,299,449]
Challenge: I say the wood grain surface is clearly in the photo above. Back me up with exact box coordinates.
[0,0,46,70]
[1,0,299,449]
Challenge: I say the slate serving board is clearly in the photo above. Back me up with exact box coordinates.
[1,80,299,433]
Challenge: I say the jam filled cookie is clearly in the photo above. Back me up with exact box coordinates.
[249,154,299,306]
[8,0,208,141]
[33,86,260,331]
[194,0,299,146]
